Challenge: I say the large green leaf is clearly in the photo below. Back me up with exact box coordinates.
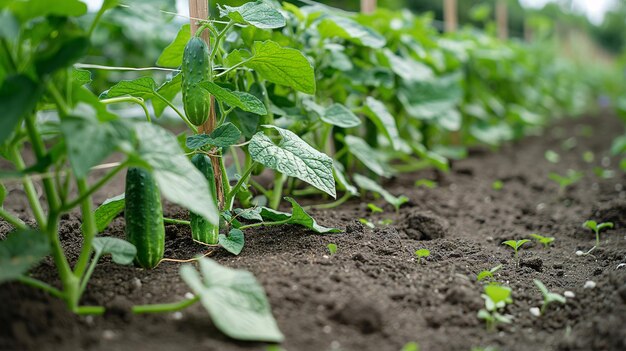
[363,97,400,150]
[92,236,136,265]
[344,135,390,177]
[101,76,156,99]
[157,24,190,68]
[245,40,315,94]
[218,228,244,255]
[0,75,42,145]
[0,230,49,283]
[35,36,89,76]
[318,16,385,48]
[7,0,88,21]
[180,258,284,342]
[398,73,463,120]
[133,123,219,225]
[93,194,125,233]
[219,1,285,29]
[186,122,242,149]
[60,115,129,178]
[353,174,408,210]
[153,73,182,117]
[249,125,336,198]
[284,197,341,234]
[198,82,266,115]
[383,49,433,82]
[322,103,361,128]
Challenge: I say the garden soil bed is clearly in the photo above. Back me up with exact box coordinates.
[1,113,626,351]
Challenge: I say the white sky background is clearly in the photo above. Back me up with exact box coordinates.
[85,0,617,25]
[519,0,617,24]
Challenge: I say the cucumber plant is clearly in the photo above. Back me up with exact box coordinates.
[0,1,283,342]
[583,220,614,247]
[477,284,513,331]
[502,239,530,267]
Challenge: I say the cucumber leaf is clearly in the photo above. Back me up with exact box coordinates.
[157,24,191,68]
[284,197,341,234]
[218,228,244,255]
[353,174,408,211]
[198,82,266,115]
[249,125,336,198]
[344,135,391,177]
[186,122,242,149]
[322,103,361,128]
[180,258,284,342]
[245,40,315,94]
[0,230,49,283]
[101,76,156,99]
[92,237,136,265]
[153,73,182,117]
[219,1,285,29]
[363,97,400,150]
[318,16,385,48]
[0,75,42,145]
[132,123,219,225]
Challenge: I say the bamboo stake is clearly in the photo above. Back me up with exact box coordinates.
[443,0,457,33]
[360,0,376,13]
[188,0,224,207]
[496,0,508,40]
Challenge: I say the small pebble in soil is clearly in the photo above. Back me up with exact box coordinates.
[322,325,332,334]
[184,292,194,299]
[172,312,183,320]
[617,263,626,270]
[102,330,116,340]
[132,278,142,290]
[530,307,541,317]
[564,291,575,298]
[536,203,546,211]
[601,156,610,167]
[584,280,597,289]
[84,315,94,326]
[330,341,341,350]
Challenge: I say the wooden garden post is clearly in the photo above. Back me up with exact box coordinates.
[188,0,225,207]
[443,0,457,33]
[496,0,508,40]
[361,0,376,13]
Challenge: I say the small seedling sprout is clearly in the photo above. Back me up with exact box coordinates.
[529,233,555,249]
[582,151,594,163]
[367,203,383,213]
[548,170,583,195]
[544,150,560,163]
[492,180,504,191]
[415,249,430,264]
[415,179,437,189]
[359,218,375,229]
[477,264,503,282]
[378,218,393,225]
[533,279,566,314]
[477,284,513,331]
[401,341,420,351]
[327,243,337,255]
[583,220,614,247]
[502,239,530,267]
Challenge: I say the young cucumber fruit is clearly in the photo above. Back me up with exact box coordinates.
[190,154,219,244]
[182,37,211,126]
[125,167,165,269]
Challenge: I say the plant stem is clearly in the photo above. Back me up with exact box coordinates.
[238,218,291,230]
[595,231,600,247]
[17,276,64,298]
[132,296,200,314]
[310,192,352,210]
[0,207,28,230]
[78,252,99,296]
[269,173,287,210]
[225,162,256,211]
[215,60,248,78]
[101,96,151,122]
[9,146,46,227]
[163,218,191,226]
[73,178,97,278]
[60,162,127,212]
[75,306,105,315]
[152,91,198,133]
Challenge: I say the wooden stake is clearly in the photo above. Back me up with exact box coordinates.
[496,0,508,40]
[188,0,224,207]
[360,0,376,13]
[443,0,457,33]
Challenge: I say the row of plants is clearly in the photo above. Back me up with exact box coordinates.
[0,0,621,344]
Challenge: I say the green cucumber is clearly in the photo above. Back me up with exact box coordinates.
[124,167,165,269]
[182,37,211,126]
[190,154,219,244]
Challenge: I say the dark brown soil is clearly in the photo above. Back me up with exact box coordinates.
[1,114,626,351]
